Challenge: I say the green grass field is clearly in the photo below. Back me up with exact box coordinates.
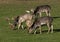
[0,0,60,42]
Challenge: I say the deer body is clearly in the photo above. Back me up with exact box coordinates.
[17,14,33,29]
[34,5,51,17]
[29,16,53,34]
[10,14,34,30]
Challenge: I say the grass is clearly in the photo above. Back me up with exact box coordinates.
[0,0,60,42]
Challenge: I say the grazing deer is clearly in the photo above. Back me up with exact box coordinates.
[33,5,51,17]
[7,13,34,30]
[28,16,53,34]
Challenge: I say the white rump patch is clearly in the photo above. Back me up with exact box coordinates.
[41,23,46,25]
[26,10,30,13]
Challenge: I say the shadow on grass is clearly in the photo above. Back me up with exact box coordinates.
[52,16,60,19]
[35,29,60,34]
[54,29,60,32]
[42,29,60,32]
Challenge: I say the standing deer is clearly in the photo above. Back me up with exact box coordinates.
[28,16,53,34]
[33,5,51,17]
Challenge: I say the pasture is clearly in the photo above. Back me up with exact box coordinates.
[0,0,60,42]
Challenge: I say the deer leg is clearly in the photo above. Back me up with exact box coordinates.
[18,23,21,30]
[34,30,37,34]
[47,23,51,34]
[26,20,30,30]
[34,25,38,34]
[39,25,42,34]
[46,11,51,16]
[51,24,53,33]
[21,25,24,29]
[39,12,42,17]
[46,11,49,16]
[48,12,51,16]
[26,20,32,30]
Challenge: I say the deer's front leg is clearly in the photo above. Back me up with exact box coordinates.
[39,25,42,34]
[46,11,51,16]
[34,30,37,34]
[18,23,21,30]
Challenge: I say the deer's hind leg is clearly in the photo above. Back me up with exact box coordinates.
[47,23,51,34]
[26,20,32,30]
[46,11,51,16]
[39,12,42,17]
[51,24,53,33]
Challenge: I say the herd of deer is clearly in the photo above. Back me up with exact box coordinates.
[6,5,53,34]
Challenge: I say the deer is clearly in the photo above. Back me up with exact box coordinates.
[31,5,51,17]
[17,14,34,30]
[6,12,35,30]
[28,16,53,34]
